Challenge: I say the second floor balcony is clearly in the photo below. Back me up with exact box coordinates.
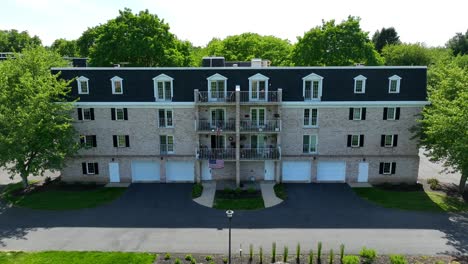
[240,120,281,132]
[196,119,236,132]
[196,147,281,160]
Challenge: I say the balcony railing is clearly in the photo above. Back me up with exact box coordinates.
[197,119,236,132]
[197,148,235,160]
[240,120,281,132]
[240,148,280,160]
[160,144,174,155]
[240,91,278,103]
[304,90,320,101]
[196,91,236,103]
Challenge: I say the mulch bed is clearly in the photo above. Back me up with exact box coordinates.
[215,189,262,199]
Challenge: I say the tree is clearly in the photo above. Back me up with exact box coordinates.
[204,33,293,66]
[417,61,468,193]
[50,38,79,57]
[0,29,42,52]
[85,8,191,66]
[381,43,431,66]
[0,47,78,188]
[76,26,101,57]
[292,16,383,66]
[372,27,401,53]
[446,30,468,56]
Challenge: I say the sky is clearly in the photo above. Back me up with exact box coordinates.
[2,0,467,47]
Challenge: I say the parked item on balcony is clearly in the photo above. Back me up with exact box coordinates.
[209,159,224,169]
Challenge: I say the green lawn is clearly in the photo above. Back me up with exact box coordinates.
[353,187,468,212]
[213,189,265,210]
[0,251,156,264]
[1,182,127,210]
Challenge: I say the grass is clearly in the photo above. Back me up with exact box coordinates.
[353,187,468,212]
[1,182,127,210]
[0,251,156,264]
[192,183,203,198]
[274,183,287,200]
[213,189,265,210]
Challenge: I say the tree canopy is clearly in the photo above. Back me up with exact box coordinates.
[0,47,78,188]
[372,27,401,53]
[0,29,42,52]
[382,43,431,66]
[446,30,468,56]
[50,38,79,57]
[292,16,383,66]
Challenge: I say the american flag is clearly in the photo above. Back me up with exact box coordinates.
[209,159,224,169]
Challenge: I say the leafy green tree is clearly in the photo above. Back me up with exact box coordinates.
[292,16,383,66]
[417,61,468,193]
[50,38,79,57]
[446,30,468,56]
[85,8,191,66]
[382,43,431,66]
[372,27,401,53]
[76,26,101,57]
[0,29,42,52]
[203,33,293,66]
[0,47,78,188]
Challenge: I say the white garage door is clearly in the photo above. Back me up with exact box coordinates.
[131,161,160,182]
[282,161,311,182]
[317,161,346,181]
[166,161,195,182]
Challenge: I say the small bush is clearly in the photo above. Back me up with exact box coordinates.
[247,187,256,194]
[341,256,359,264]
[224,187,233,193]
[185,254,193,261]
[223,257,228,264]
[317,242,322,262]
[175,258,182,264]
[260,246,264,264]
[272,242,276,263]
[192,183,203,198]
[328,249,333,264]
[428,178,441,190]
[164,253,171,260]
[283,246,289,262]
[434,261,444,264]
[205,255,213,261]
[296,243,301,264]
[235,187,242,195]
[427,178,439,185]
[44,177,52,184]
[389,255,408,264]
[274,183,287,200]
[359,247,376,264]
[308,250,314,264]
[190,258,197,264]
[249,244,254,261]
[339,244,345,262]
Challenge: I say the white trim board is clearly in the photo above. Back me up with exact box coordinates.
[73,102,195,108]
[52,66,427,71]
[281,101,429,108]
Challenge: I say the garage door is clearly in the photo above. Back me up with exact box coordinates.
[166,161,195,182]
[131,161,160,182]
[317,161,346,181]
[282,161,311,182]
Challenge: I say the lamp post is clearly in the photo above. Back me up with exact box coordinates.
[226,210,234,264]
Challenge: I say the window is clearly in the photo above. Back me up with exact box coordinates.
[383,107,400,120]
[380,162,396,175]
[80,135,96,148]
[248,73,269,101]
[349,107,366,120]
[113,135,130,148]
[77,108,95,121]
[303,134,318,153]
[388,75,402,93]
[111,76,123,94]
[160,135,174,154]
[158,109,173,127]
[153,74,174,101]
[347,135,364,147]
[303,73,323,100]
[77,76,89,94]
[351,135,360,147]
[207,73,227,101]
[82,162,99,175]
[111,108,128,121]
[381,134,398,147]
[303,108,318,127]
[354,75,367,93]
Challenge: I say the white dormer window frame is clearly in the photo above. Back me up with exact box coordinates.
[248,73,269,101]
[77,76,89,95]
[207,73,228,101]
[153,74,174,101]
[354,75,367,94]
[110,76,123,95]
[302,73,324,101]
[388,75,402,94]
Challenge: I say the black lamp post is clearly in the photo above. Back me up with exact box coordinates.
[226,210,234,264]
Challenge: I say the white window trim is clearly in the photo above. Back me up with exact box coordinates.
[209,107,226,128]
[159,109,174,128]
[304,134,318,154]
[86,162,96,175]
[352,108,362,120]
[384,135,394,147]
[153,74,174,101]
[82,108,92,121]
[160,135,175,154]
[351,134,361,147]
[77,76,89,95]
[353,75,367,94]
[110,76,123,94]
[207,73,228,101]
[81,135,95,148]
[248,73,269,101]
[250,107,266,127]
[303,108,319,127]
[388,75,402,93]
[115,108,125,121]
[387,107,397,120]
[383,162,393,174]
[302,73,324,101]
[116,135,127,148]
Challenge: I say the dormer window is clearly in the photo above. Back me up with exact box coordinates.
[111,76,123,94]
[77,76,89,94]
[354,75,367,93]
[303,73,323,101]
[153,74,173,101]
[248,73,269,101]
[207,73,227,101]
[388,75,402,93]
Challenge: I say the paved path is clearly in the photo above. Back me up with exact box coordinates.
[193,182,216,207]
[418,149,461,185]
[260,182,283,208]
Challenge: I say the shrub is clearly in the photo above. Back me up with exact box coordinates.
[175,258,182,264]
[247,187,256,194]
[359,247,376,264]
[434,261,444,264]
[224,187,233,194]
[205,255,213,261]
[389,255,408,264]
[272,242,276,263]
[308,250,314,264]
[249,244,254,261]
[223,257,228,264]
[283,246,289,262]
[329,249,333,264]
[317,242,322,263]
[339,244,345,262]
[190,258,197,264]
[164,253,171,260]
[44,176,52,184]
[428,178,441,190]
[185,254,193,261]
[341,256,359,264]
[192,183,203,198]
[260,246,264,264]
[296,243,301,264]
[274,183,287,200]
[235,187,242,195]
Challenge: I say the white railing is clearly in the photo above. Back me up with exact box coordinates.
[197,119,236,131]
[196,91,236,103]
[240,148,280,160]
[240,91,278,102]
[240,120,281,132]
[197,148,235,160]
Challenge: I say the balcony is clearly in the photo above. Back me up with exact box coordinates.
[240,120,281,132]
[240,91,279,103]
[197,119,236,132]
[197,148,235,160]
[240,148,280,160]
[196,91,236,104]
[160,144,174,155]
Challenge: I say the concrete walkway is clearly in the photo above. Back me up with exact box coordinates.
[193,182,216,207]
[260,182,283,208]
